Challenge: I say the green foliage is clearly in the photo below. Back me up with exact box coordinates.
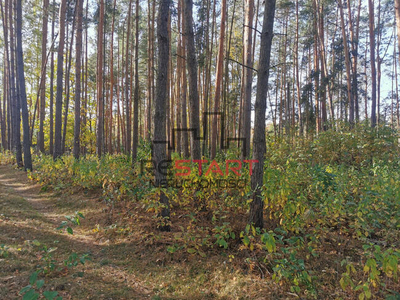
[19,217,90,300]
[24,125,400,298]
[167,225,210,258]
[213,222,235,249]
[0,151,15,165]
[56,211,85,235]
[64,252,91,270]
[19,270,62,300]
[261,126,400,238]
[271,233,316,297]
[0,244,10,258]
[340,244,400,299]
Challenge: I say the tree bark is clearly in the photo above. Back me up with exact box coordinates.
[73,0,83,159]
[184,0,201,160]
[180,0,189,158]
[132,0,140,162]
[146,0,153,141]
[249,0,276,228]
[313,0,320,133]
[108,0,117,154]
[317,2,327,130]
[38,0,49,153]
[396,0,400,68]
[9,0,22,166]
[350,0,361,122]
[0,77,5,150]
[153,0,171,231]
[176,0,182,155]
[82,0,88,154]
[338,0,354,124]
[96,0,105,157]
[125,0,133,155]
[211,0,226,159]
[53,0,67,159]
[241,0,254,158]
[62,11,76,154]
[295,0,302,134]
[16,0,32,170]
[0,0,10,151]
[368,0,377,127]
[49,0,55,155]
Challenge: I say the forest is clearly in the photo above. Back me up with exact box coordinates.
[0,0,400,298]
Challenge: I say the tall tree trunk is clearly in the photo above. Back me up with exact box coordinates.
[317,1,327,130]
[9,0,22,165]
[49,0,55,155]
[166,13,171,159]
[224,0,236,145]
[96,0,105,157]
[338,0,354,124]
[204,0,216,155]
[376,0,381,125]
[395,31,400,128]
[62,13,76,153]
[117,33,121,152]
[153,0,170,231]
[350,0,361,122]
[132,0,140,162]
[0,80,5,150]
[201,0,211,156]
[125,0,133,155]
[146,0,153,141]
[241,0,254,158]
[295,0,302,135]
[16,0,32,170]
[0,74,5,150]
[184,0,201,160]
[0,0,10,151]
[108,0,117,154]
[54,0,67,159]
[38,0,49,152]
[121,26,126,150]
[82,0,88,155]
[364,35,369,121]
[249,0,276,228]
[368,0,377,127]
[180,0,189,158]
[176,0,182,155]
[312,0,320,133]
[396,0,400,68]
[73,0,83,159]
[211,0,226,159]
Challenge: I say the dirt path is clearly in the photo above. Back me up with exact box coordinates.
[0,165,152,299]
[0,165,279,300]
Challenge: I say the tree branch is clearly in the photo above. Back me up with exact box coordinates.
[226,57,258,72]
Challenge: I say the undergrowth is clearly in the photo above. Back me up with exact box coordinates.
[11,125,400,298]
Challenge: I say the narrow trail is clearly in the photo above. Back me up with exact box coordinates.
[0,164,276,300]
[0,165,60,225]
[0,165,152,299]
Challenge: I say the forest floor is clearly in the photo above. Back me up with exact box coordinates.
[0,165,279,300]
